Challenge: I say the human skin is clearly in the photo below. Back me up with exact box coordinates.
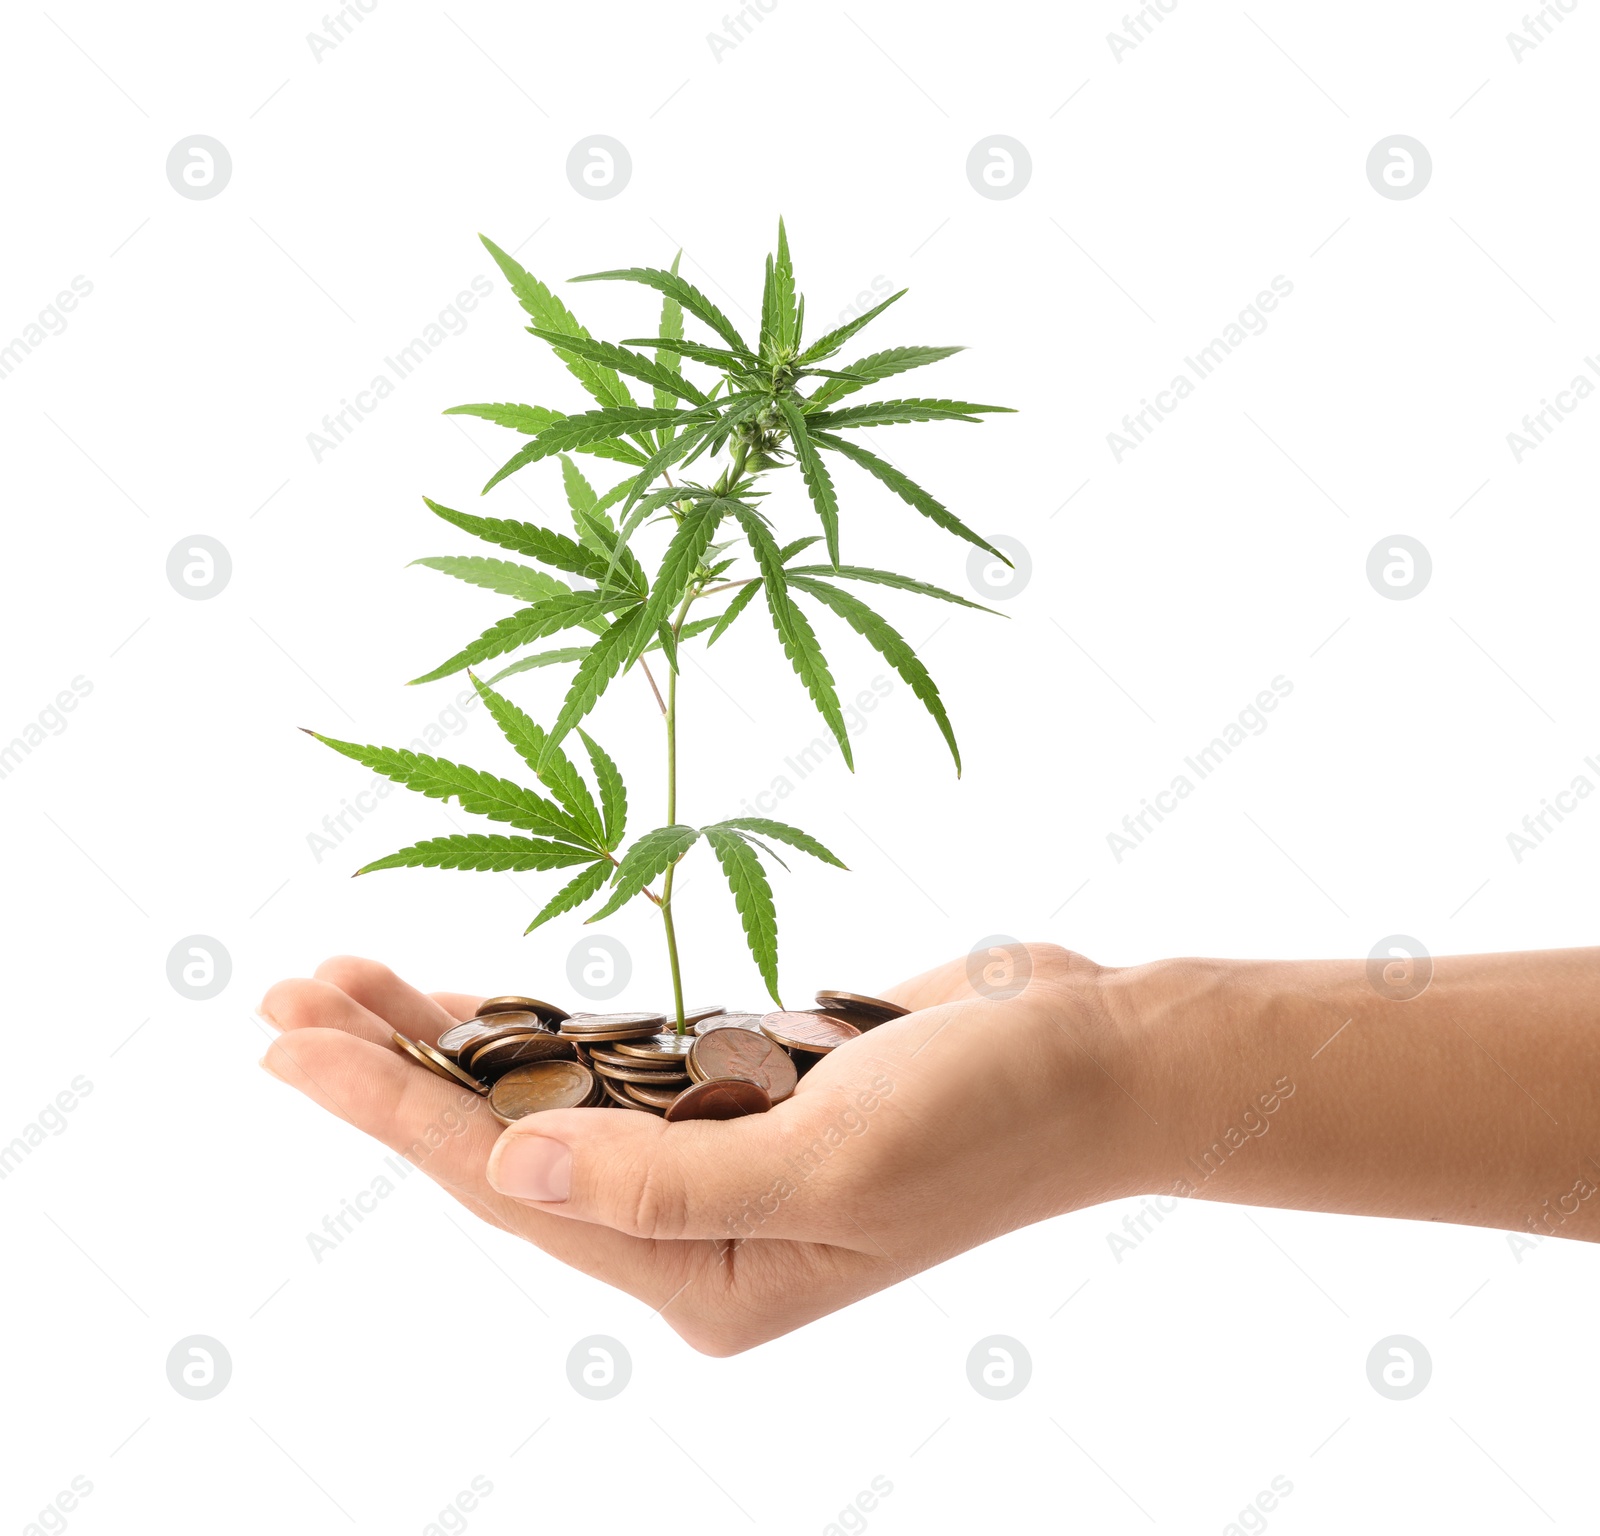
[258,944,1600,1355]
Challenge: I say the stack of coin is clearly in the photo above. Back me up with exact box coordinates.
[388,990,907,1125]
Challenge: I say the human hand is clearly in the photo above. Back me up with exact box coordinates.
[258,944,1149,1354]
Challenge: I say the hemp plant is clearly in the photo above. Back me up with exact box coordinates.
[308,221,1012,1032]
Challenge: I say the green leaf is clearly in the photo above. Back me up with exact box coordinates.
[734,508,853,770]
[806,398,1013,430]
[544,605,649,760]
[704,827,781,1004]
[636,498,731,652]
[410,557,573,605]
[423,497,610,580]
[358,834,598,876]
[559,454,602,540]
[309,733,594,844]
[774,219,797,353]
[705,816,846,868]
[776,398,840,567]
[480,235,634,410]
[778,535,823,563]
[786,563,998,612]
[485,646,593,685]
[447,404,647,468]
[706,579,761,645]
[570,267,754,357]
[524,860,611,933]
[443,402,563,433]
[622,336,754,373]
[578,728,627,847]
[808,433,1009,564]
[654,251,687,440]
[468,673,604,845]
[797,289,906,363]
[529,405,700,459]
[410,592,621,685]
[807,345,966,408]
[789,577,961,773]
[587,823,700,923]
[526,327,708,405]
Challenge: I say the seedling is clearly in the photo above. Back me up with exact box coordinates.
[308,221,1012,1031]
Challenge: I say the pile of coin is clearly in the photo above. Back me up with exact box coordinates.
[390,989,908,1125]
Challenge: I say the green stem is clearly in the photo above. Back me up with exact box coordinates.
[656,432,757,1034]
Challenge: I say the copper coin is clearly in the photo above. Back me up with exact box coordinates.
[680,1003,725,1025]
[586,1044,681,1069]
[556,1023,661,1043]
[815,989,907,1023]
[561,1010,666,1032]
[623,1079,684,1109]
[694,1011,765,1036]
[598,1075,660,1111]
[664,1078,773,1122]
[687,1030,796,1103]
[612,1033,697,1062]
[488,1061,597,1123]
[436,1019,498,1059]
[392,1032,488,1095]
[593,1060,691,1085]
[761,1010,862,1053]
[461,1013,555,1046]
[476,995,569,1024]
[467,1032,577,1076]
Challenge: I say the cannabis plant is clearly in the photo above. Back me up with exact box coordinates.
[309,221,1011,1031]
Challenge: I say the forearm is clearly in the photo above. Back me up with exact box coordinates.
[1103,948,1600,1240]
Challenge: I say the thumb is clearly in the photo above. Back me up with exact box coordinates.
[485,1101,843,1244]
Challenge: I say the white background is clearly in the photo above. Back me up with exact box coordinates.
[2,2,1597,1531]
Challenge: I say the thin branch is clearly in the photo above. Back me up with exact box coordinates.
[599,849,662,906]
[638,654,668,715]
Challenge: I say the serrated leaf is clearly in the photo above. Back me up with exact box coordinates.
[423,497,609,580]
[543,605,649,761]
[806,345,966,408]
[635,498,731,654]
[310,733,596,844]
[773,218,797,353]
[410,592,621,685]
[654,251,687,448]
[524,860,611,933]
[526,328,707,406]
[796,289,906,363]
[734,508,853,770]
[358,834,598,876]
[622,336,754,372]
[559,454,601,536]
[525,405,700,460]
[705,816,846,868]
[778,535,823,563]
[706,579,761,645]
[805,397,1013,430]
[587,823,700,923]
[578,729,627,847]
[410,556,573,605]
[480,235,635,410]
[444,402,563,433]
[807,433,1009,564]
[571,266,754,357]
[786,563,998,612]
[789,576,961,773]
[704,827,781,1004]
[485,645,593,684]
[468,673,604,844]
[776,398,840,567]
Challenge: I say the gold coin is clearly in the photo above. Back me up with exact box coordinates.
[476,995,569,1024]
[814,990,907,1024]
[392,1032,488,1095]
[488,1061,597,1124]
[664,1078,773,1122]
[760,1010,862,1053]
